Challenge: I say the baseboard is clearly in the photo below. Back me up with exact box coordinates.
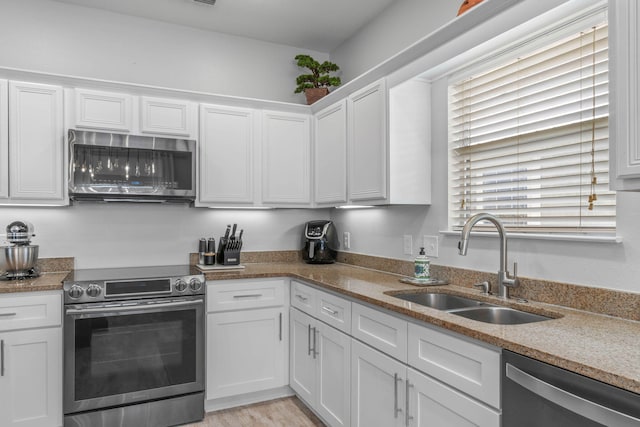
[205,386,295,412]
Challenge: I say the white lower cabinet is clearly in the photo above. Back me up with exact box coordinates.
[290,307,350,427]
[351,339,405,427]
[206,279,289,408]
[0,292,62,427]
[407,367,500,427]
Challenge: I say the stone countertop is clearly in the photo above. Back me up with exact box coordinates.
[201,262,640,395]
[0,271,70,294]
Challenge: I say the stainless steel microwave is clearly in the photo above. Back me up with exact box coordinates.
[68,129,196,203]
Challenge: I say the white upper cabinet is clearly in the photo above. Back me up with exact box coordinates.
[343,78,431,206]
[610,0,640,190]
[314,100,347,206]
[348,79,388,203]
[140,96,196,137]
[74,88,133,132]
[262,110,311,206]
[5,81,65,204]
[0,80,8,200]
[198,104,256,206]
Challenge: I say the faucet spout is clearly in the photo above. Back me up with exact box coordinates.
[457,213,519,298]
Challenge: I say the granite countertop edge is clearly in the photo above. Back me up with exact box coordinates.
[2,262,638,395]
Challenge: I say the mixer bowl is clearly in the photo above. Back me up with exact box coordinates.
[0,245,39,276]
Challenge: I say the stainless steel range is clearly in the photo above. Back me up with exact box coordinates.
[62,266,205,427]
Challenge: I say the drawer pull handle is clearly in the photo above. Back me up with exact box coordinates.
[0,312,17,318]
[295,294,308,302]
[233,294,263,299]
[279,312,283,341]
[1,340,4,377]
[321,306,339,316]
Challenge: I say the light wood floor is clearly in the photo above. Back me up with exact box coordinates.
[181,397,326,427]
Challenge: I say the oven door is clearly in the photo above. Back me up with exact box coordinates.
[63,295,204,415]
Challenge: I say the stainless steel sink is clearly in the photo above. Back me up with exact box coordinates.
[392,292,492,310]
[449,306,552,325]
[390,291,554,325]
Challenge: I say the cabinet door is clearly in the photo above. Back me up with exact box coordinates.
[207,307,287,399]
[75,89,132,132]
[317,322,350,427]
[314,100,347,206]
[262,111,311,205]
[0,328,62,427]
[140,96,196,137]
[610,0,640,189]
[199,104,255,204]
[0,80,8,200]
[289,308,316,405]
[8,81,64,203]
[348,79,387,203]
[407,368,500,427]
[351,339,405,427]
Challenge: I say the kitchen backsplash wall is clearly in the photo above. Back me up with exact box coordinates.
[0,204,329,269]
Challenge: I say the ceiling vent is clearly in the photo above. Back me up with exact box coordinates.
[193,0,217,5]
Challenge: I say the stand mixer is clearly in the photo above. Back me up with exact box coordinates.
[1,221,39,279]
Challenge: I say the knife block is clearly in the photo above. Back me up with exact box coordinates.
[217,238,242,265]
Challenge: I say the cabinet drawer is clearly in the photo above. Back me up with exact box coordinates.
[407,322,501,409]
[207,279,286,312]
[0,292,62,331]
[351,303,407,362]
[291,280,316,315]
[316,289,351,334]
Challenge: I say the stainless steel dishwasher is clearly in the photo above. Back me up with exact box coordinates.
[503,350,640,427]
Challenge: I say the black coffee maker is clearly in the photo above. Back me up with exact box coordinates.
[302,220,339,264]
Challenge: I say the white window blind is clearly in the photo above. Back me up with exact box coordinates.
[449,22,615,233]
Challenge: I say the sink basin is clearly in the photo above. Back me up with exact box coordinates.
[392,292,491,310]
[449,306,552,325]
[390,291,555,325]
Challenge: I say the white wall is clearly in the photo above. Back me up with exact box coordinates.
[331,77,640,295]
[1,204,329,269]
[0,0,328,104]
[330,0,459,82]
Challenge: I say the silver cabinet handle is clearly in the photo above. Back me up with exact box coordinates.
[394,373,402,418]
[233,294,263,299]
[311,327,318,359]
[295,294,308,302]
[405,379,414,426]
[506,363,640,426]
[1,340,4,377]
[308,324,312,356]
[321,306,339,316]
[0,312,17,318]
[279,312,282,341]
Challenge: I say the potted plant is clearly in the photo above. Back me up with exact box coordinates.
[294,54,341,105]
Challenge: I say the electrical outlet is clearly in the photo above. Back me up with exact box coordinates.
[343,232,351,250]
[423,235,439,257]
[403,235,413,255]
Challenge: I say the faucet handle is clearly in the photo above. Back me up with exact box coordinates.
[507,262,520,288]
[513,262,518,278]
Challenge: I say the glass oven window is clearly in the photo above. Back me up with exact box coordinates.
[73,309,197,400]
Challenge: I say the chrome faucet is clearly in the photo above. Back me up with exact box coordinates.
[458,213,519,299]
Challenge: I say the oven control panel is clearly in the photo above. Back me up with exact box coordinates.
[63,273,205,304]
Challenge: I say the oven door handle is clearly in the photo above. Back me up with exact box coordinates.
[65,299,203,315]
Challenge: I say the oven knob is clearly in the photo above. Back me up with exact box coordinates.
[175,279,187,292]
[86,284,102,298]
[68,285,84,299]
[189,278,203,291]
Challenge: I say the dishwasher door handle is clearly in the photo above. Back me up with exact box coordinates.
[506,363,640,427]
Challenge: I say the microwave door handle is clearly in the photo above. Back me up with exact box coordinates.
[65,299,202,315]
[506,364,640,426]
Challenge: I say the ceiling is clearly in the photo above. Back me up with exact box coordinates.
[52,0,398,52]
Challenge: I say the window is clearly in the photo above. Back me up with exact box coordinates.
[449,21,615,234]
